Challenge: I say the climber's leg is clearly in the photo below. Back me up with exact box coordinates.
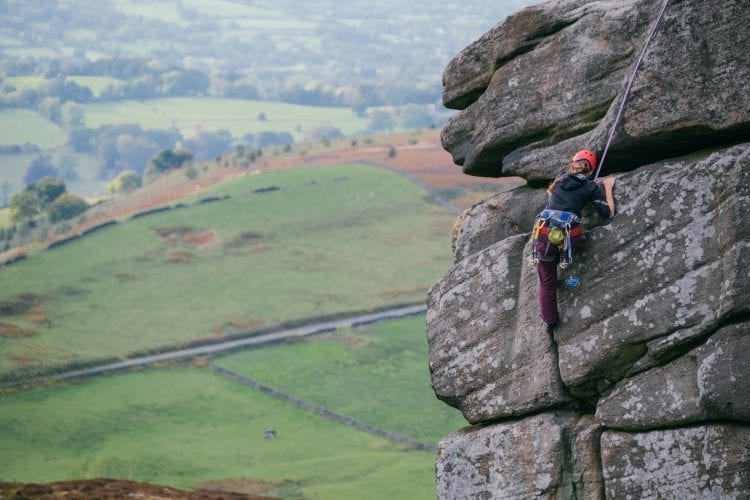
[537,257,560,326]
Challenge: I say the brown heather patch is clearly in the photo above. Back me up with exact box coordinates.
[153,226,195,242]
[0,479,274,499]
[8,345,48,366]
[225,231,263,249]
[154,226,218,249]
[211,316,266,335]
[194,478,279,498]
[0,322,36,338]
[182,229,218,248]
[192,357,209,367]
[0,293,43,316]
[166,250,192,263]
[23,305,48,324]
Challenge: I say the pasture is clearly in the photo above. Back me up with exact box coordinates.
[0,353,455,499]
[215,316,465,445]
[0,109,67,149]
[81,98,370,141]
[0,163,455,380]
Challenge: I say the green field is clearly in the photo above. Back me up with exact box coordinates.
[4,75,47,90]
[0,358,451,498]
[0,164,454,379]
[215,316,464,445]
[0,109,67,149]
[81,98,369,141]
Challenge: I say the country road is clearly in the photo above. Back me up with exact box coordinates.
[0,304,427,390]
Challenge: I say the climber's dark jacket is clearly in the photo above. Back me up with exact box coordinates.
[546,173,611,219]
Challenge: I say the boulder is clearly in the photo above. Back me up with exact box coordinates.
[451,186,547,263]
[601,425,750,498]
[430,0,750,497]
[441,0,750,181]
[436,412,603,499]
[596,323,750,430]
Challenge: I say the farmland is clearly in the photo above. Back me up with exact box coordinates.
[0,163,469,498]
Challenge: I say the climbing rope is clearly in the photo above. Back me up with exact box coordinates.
[593,0,671,180]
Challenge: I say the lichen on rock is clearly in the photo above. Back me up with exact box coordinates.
[429,0,750,497]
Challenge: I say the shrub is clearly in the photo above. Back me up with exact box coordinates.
[48,193,89,223]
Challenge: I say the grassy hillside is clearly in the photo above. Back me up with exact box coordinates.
[0,163,455,380]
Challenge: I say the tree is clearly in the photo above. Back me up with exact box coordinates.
[107,170,142,194]
[367,109,396,132]
[10,189,41,222]
[68,128,95,152]
[181,129,232,161]
[399,104,433,129]
[48,193,88,223]
[305,124,343,142]
[61,102,84,128]
[35,176,66,206]
[144,148,193,180]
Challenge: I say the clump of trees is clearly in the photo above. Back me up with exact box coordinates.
[143,148,193,181]
[107,170,142,194]
[9,176,88,223]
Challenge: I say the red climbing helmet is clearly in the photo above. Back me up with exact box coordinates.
[572,149,598,170]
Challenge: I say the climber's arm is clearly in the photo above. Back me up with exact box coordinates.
[600,176,616,217]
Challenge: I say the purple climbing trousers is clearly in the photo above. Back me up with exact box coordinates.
[535,231,582,326]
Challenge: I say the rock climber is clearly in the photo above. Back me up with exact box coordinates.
[532,149,616,333]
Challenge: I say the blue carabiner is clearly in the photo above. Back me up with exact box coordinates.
[565,276,580,288]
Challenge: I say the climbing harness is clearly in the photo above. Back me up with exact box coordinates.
[593,0,670,180]
[528,210,581,268]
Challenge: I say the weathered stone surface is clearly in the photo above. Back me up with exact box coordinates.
[601,425,750,498]
[571,415,605,500]
[554,144,750,398]
[436,412,600,499]
[451,186,547,263]
[441,0,750,181]
[596,323,750,430]
[427,234,572,424]
[431,1,750,497]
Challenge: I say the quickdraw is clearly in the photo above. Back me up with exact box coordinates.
[528,210,580,268]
